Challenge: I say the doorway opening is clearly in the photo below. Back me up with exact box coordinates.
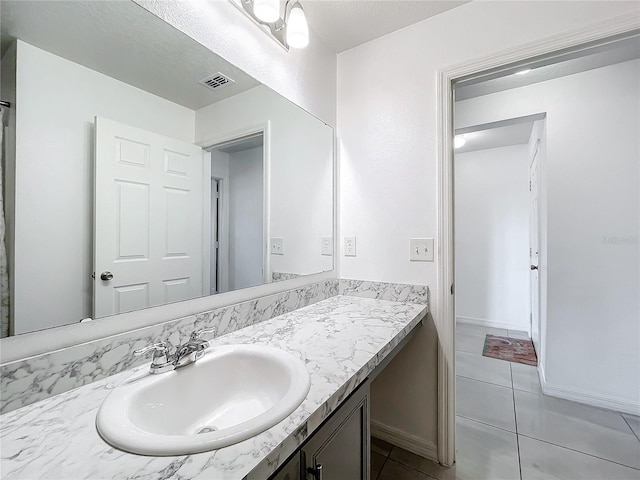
[208,132,267,294]
[439,31,640,472]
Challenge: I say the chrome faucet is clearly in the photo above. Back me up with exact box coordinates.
[134,327,217,374]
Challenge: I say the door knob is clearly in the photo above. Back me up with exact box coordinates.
[100,271,114,281]
[530,265,538,271]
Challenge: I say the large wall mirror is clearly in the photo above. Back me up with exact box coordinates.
[0,1,334,337]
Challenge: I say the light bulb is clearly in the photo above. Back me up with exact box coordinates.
[286,2,309,49]
[253,0,280,23]
[454,136,466,149]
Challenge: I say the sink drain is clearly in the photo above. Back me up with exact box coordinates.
[196,426,218,434]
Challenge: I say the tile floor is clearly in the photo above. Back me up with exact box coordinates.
[371,323,640,480]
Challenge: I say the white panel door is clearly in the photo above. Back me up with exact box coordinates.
[94,117,206,318]
[529,142,541,352]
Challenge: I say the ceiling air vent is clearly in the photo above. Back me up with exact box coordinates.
[199,72,235,91]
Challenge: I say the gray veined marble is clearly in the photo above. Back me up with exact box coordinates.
[0,295,427,480]
[0,280,339,414]
[271,272,303,282]
[339,279,429,305]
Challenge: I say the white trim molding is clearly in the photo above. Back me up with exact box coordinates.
[540,377,640,417]
[539,356,640,416]
[436,11,640,466]
[371,420,438,462]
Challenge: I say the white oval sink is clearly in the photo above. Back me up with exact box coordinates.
[96,344,310,456]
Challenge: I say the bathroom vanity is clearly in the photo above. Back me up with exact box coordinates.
[0,294,426,479]
[271,377,370,480]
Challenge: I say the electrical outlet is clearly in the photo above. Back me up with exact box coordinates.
[321,237,333,256]
[270,237,284,255]
[410,238,434,262]
[344,237,356,257]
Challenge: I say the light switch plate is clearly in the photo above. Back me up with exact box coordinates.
[271,237,284,255]
[344,237,356,257]
[321,237,333,256]
[410,238,434,262]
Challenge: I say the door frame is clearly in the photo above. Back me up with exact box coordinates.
[435,13,639,466]
[198,121,272,285]
[210,177,222,294]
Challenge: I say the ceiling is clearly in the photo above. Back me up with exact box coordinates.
[1,1,260,110]
[455,36,640,101]
[303,0,470,53]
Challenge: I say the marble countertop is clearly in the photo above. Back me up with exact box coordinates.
[0,295,426,480]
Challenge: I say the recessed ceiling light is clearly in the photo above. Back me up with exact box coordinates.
[454,136,466,149]
[515,69,532,75]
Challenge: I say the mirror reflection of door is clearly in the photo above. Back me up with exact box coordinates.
[93,117,208,318]
[209,133,265,294]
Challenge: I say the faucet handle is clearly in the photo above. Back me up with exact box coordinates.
[134,341,171,362]
[134,342,175,374]
[190,326,217,341]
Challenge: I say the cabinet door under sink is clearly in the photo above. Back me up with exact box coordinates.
[270,454,302,480]
[301,382,370,480]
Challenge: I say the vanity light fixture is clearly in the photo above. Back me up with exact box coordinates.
[253,0,280,22]
[285,2,309,49]
[240,0,309,50]
[515,69,532,75]
[454,135,466,149]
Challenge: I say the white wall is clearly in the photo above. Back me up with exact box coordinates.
[228,146,264,290]
[134,0,337,127]
[196,85,333,278]
[455,59,640,412]
[337,0,639,452]
[11,41,195,334]
[455,145,530,331]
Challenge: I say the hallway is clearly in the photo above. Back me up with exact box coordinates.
[371,323,640,480]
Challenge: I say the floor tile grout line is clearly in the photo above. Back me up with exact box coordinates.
[621,414,640,443]
[457,348,539,369]
[511,362,524,480]
[457,374,514,391]
[383,457,440,480]
[512,385,543,396]
[456,413,517,435]
[516,433,640,471]
[514,364,640,472]
[456,323,640,475]
[371,437,393,459]
[456,374,511,390]
[375,453,389,480]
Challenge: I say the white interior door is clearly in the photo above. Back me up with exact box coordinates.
[94,117,207,318]
[529,141,540,350]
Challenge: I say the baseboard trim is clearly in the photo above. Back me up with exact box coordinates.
[537,362,547,389]
[371,420,438,462]
[456,315,529,334]
[539,367,640,416]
